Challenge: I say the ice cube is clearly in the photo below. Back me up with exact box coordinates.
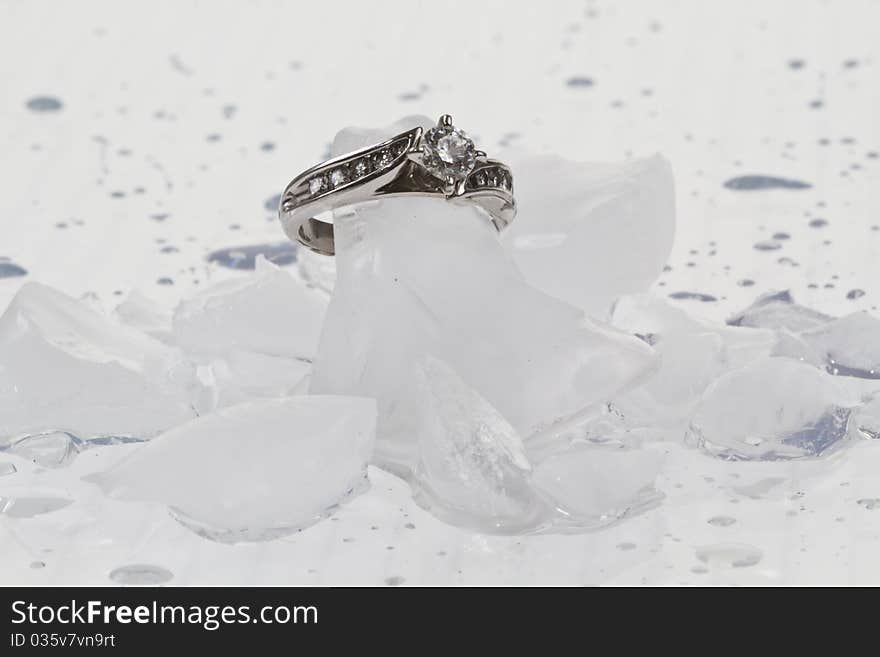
[411,357,548,533]
[502,154,675,315]
[686,357,853,459]
[0,283,196,445]
[87,395,376,542]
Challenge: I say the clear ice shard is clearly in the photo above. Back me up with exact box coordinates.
[310,117,660,475]
[727,290,880,380]
[801,312,880,379]
[173,256,327,409]
[410,357,661,533]
[173,256,326,361]
[411,357,548,533]
[87,396,377,543]
[686,357,854,460]
[501,154,675,315]
[0,283,196,445]
[113,289,174,342]
[727,290,833,332]
[6,431,79,468]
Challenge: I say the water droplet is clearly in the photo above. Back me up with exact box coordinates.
[109,564,174,585]
[384,576,406,586]
[754,239,782,251]
[669,291,717,302]
[207,242,297,270]
[25,96,63,112]
[707,515,737,527]
[724,175,812,191]
[695,543,763,568]
[0,262,27,278]
[857,498,880,510]
[264,194,282,212]
[566,76,595,88]
[846,289,865,300]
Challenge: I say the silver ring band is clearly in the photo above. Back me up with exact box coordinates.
[278,115,516,256]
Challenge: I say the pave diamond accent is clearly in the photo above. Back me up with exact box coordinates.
[352,158,371,178]
[329,167,349,188]
[300,135,412,201]
[308,175,326,196]
[467,166,513,193]
[422,124,477,181]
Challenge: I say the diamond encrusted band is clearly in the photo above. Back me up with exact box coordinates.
[278,115,516,256]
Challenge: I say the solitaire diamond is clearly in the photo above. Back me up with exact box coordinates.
[422,121,477,181]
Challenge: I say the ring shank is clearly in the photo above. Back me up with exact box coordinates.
[286,193,514,256]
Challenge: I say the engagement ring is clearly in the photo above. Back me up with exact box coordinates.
[278,114,515,255]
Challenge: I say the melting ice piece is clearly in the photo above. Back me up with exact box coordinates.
[412,357,548,533]
[611,294,775,428]
[531,445,663,528]
[88,396,376,543]
[727,290,832,332]
[311,192,657,473]
[502,154,675,315]
[686,357,852,460]
[0,283,196,445]
[173,256,326,361]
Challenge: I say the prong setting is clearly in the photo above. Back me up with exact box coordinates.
[421,114,478,184]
